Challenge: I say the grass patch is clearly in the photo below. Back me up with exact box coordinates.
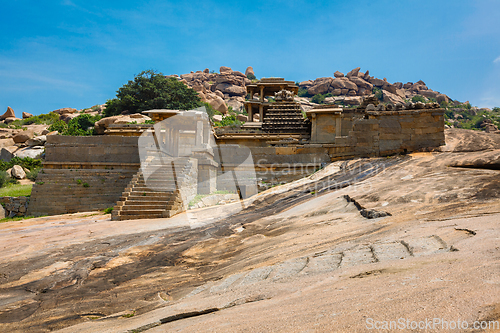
[103,207,113,214]
[0,215,41,223]
[0,184,32,197]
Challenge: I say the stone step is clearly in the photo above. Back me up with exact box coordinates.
[118,209,166,215]
[120,204,170,211]
[120,195,174,202]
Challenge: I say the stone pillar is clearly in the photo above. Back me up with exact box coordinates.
[172,129,179,157]
[195,120,203,148]
[247,104,253,122]
[259,105,264,123]
[336,116,342,138]
[311,113,317,142]
[203,121,210,146]
[260,86,264,102]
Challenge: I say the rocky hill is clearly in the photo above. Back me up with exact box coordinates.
[176,66,500,133]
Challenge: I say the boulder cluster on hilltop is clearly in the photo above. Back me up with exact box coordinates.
[175,66,453,112]
[298,67,450,106]
[169,66,254,114]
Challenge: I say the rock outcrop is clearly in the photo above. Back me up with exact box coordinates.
[297,67,451,107]
[22,112,33,119]
[11,165,26,179]
[0,106,16,120]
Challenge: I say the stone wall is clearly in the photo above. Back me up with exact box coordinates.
[0,196,30,217]
[351,109,445,156]
[28,136,140,216]
[45,135,140,163]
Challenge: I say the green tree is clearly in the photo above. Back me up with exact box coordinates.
[104,70,201,117]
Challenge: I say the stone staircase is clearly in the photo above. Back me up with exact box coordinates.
[262,102,310,135]
[111,156,197,221]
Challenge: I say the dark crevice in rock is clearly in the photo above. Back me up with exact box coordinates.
[343,194,392,219]
[369,245,379,262]
[455,228,477,236]
[449,164,500,171]
[400,240,414,256]
[160,308,220,324]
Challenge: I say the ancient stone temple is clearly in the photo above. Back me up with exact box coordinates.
[244,78,309,135]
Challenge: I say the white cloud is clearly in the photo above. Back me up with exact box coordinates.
[494,56,500,64]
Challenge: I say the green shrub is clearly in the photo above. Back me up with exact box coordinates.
[373,87,384,101]
[247,73,256,80]
[298,88,310,97]
[104,207,114,214]
[202,102,217,122]
[48,114,101,136]
[0,171,8,188]
[104,70,201,117]
[0,157,42,172]
[213,114,243,128]
[411,95,426,103]
[11,112,60,127]
[26,168,40,181]
[48,120,67,133]
[83,182,90,188]
[311,94,325,104]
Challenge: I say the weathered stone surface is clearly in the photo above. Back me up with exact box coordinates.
[236,114,248,122]
[219,66,232,74]
[26,135,47,147]
[0,106,16,120]
[12,131,33,143]
[308,80,332,95]
[421,90,438,99]
[227,99,244,113]
[0,146,17,162]
[11,165,26,179]
[382,90,404,104]
[343,80,358,91]
[22,112,34,119]
[330,78,347,89]
[215,83,246,96]
[346,67,361,78]
[349,77,373,90]
[334,71,344,78]
[60,113,79,123]
[208,95,228,114]
[3,117,20,124]
[366,104,376,111]
[53,108,77,115]
[14,146,44,159]
[299,80,313,88]
[0,138,15,148]
[368,77,386,87]
[436,94,449,104]
[245,66,254,77]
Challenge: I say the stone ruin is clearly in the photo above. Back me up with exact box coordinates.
[27,78,445,219]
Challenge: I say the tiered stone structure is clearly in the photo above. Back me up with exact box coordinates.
[27,136,140,216]
[245,78,303,133]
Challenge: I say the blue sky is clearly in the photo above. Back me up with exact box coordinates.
[1,0,499,116]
